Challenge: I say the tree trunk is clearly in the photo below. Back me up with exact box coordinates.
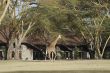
[7,40,14,60]
[95,44,102,59]
[14,38,21,60]
[94,35,103,59]
[14,47,20,60]
[7,41,21,60]
[7,48,11,60]
[7,48,12,60]
[95,51,102,59]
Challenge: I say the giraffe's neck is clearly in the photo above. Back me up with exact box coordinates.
[49,36,60,47]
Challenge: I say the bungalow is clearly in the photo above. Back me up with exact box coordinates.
[0,32,110,60]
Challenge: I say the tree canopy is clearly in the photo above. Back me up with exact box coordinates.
[0,0,110,59]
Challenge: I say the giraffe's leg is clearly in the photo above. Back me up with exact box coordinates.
[54,52,56,61]
[51,51,56,61]
[45,51,47,60]
[48,52,51,60]
[51,51,54,61]
[45,54,47,61]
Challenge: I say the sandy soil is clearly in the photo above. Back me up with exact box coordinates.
[0,60,110,72]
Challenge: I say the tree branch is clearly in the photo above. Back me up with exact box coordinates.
[101,35,110,57]
[0,0,11,24]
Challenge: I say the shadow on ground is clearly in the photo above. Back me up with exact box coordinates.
[2,70,110,73]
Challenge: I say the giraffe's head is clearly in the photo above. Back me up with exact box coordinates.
[58,35,61,39]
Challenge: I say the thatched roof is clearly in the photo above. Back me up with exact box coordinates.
[23,34,83,46]
[0,34,7,43]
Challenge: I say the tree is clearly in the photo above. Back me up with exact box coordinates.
[60,0,110,59]
[0,0,36,60]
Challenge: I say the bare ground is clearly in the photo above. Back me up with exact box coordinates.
[0,60,110,73]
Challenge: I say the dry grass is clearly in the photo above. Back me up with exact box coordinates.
[0,60,110,73]
[3,70,110,73]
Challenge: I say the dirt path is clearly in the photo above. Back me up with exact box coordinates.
[0,60,110,72]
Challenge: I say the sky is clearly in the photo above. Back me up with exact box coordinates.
[15,0,38,18]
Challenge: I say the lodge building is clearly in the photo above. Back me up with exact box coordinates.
[0,34,110,60]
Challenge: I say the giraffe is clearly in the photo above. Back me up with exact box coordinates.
[45,35,61,60]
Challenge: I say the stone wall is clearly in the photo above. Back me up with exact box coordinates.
[21,45,33,60]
